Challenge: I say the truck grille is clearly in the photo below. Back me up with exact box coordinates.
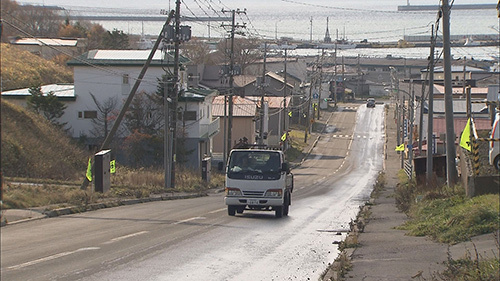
[242,190,265,197]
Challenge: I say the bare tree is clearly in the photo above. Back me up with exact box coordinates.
[89,93,119,141]
[217,37,261,73]
[1,1,62,38]
[181,38,216,65]
[124,91,163,135]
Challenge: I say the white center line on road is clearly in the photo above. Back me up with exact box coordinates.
[173,217,206,225]
[102,231,150,245]
[208,208,226,214]
[7,247,100,270]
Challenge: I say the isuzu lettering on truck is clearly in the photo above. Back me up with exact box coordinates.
[224,148,294,218]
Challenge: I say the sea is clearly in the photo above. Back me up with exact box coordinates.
[22,0,500,60]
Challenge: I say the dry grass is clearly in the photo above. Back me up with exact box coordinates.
[2,168,225,210]
[0,43,73,91]
[111,166,225,194]
[286,128,308,162]
[2,100,87,180]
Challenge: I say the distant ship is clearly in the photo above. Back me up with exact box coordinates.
[464,37,480,47]
[398,2,496,11]
[317,40,357,50]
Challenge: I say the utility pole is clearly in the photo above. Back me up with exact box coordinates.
[426,40,435,183]
[401,94,405,169]
[282,48,288,150]
[442,0,458,186]
[305,75,313,143]
[356,54,361,99]
[418,81,425,155]
[334,46,338,104]
[391,67,401,147]
[342,56,345,103]
[317,50,323,120]
[462,56,467,97]
[259,42,267,145]
[168,0,181,188]
[305,55,318,143]
[409,81,415,179]
[310,17,313,42]
[222,8,246,153]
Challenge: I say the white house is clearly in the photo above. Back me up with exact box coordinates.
[66,49,188,140]
[1,84,76,107]
[10,37,87,60]
[177,87,220,169]
[65,49,218,169]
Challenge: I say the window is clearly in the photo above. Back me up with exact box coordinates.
[78,111,98,119]
[178,111,196,121]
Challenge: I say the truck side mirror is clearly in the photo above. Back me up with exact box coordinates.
[281,162,289,173]
[217,161,224,171]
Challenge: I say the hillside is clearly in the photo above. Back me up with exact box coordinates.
[0,43,73,91]
[1,99,87,180]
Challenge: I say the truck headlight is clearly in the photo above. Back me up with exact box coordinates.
[265,189,282,197]
[225,187,242,196]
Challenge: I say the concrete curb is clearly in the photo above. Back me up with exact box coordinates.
[1,193,207,227]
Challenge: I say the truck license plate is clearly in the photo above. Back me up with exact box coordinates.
[247,199,259,205]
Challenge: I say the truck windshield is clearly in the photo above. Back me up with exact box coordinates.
[227,151,281,180]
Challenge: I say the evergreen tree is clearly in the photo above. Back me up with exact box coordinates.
[26,86,67,128]
[102,29,130,50]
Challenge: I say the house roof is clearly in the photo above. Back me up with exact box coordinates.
[67,50,190,66]
[11,38,78,47]
[212,96,257,117]
[266,72,294,88]
[179,87,218,102]
[429,99,489,114]
[233,75,257,88]
[432,117,493,138]
[1,84,75,99]
[244,96,292,109]
[432,85,488,95]
[423,65,488,73]
[212,95,291,117]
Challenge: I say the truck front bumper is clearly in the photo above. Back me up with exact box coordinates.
[225,197,284,207]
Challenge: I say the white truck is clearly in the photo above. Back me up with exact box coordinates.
[223,148,294,218]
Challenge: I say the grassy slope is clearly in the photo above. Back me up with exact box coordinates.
[2,99,87,180]
[0,43,73,91]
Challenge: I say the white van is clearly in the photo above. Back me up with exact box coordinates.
[489,113,500,170]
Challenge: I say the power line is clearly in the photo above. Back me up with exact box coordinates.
[1,16,169,89]
[279,0,435,14]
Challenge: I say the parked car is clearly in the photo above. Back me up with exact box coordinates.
[366,98,376,108]
[489,113,500,170]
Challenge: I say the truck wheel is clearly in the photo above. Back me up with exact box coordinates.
[494,155,500,171]
[283,193,290,216]
[283,204,289,216]
[275,206,283,218]
[228,206,236,216]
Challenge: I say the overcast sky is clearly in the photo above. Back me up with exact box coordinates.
[19,0,496,10]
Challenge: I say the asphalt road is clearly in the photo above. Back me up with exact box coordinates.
[1,102,386,281]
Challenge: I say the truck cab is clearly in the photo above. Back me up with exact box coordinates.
[224,148,294,218]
